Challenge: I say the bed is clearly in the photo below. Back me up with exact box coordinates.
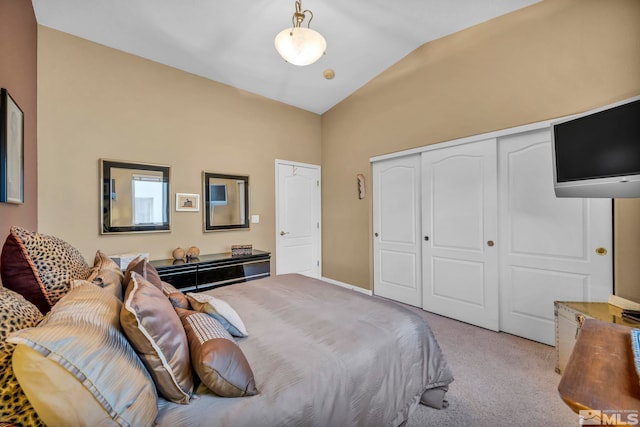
[155,273,454,427]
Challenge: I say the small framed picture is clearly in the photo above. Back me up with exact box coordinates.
[176,193,200,212]
[0,88,24,204]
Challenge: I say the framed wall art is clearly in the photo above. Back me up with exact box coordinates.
[176,193,200,212]
[0,88,24,204]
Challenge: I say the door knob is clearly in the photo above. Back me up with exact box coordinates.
[487,240,495,247]
[280,231,289,236]
[374,232,379,237]
[595,247,607,256]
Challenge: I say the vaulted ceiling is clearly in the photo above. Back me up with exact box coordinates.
[32,0,540,114]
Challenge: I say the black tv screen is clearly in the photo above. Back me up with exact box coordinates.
[553,99,640,183]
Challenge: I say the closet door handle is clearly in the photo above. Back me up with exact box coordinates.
[374,232,379,237]
[487,240,495,247]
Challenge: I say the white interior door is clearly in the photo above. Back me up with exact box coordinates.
[276,160,321,278]
[498,130,612,345]
[373,155,422,307]
[421,139,499,331]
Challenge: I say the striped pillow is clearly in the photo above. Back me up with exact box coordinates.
[8,282,158,427]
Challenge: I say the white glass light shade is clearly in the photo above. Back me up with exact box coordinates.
[274,27,326,66]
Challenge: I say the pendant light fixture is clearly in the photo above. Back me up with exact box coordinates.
[274,0,326,66]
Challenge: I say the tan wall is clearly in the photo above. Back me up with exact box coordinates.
[37,27,321,268]
[322,0,640,296]
[0,0,37,238]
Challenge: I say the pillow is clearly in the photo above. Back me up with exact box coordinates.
[120,272,193,404]
[161,281,190,309]
[0,287,44,427]
[122,256,162,293]
[176,308,258,397]
[7,282,157,427]
[0,226,92,313]
[187,292,248,337]
[87,250,124,300]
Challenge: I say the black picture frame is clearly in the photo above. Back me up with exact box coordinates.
[0,88,24,204]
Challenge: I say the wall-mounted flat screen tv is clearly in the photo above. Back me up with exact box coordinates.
[552,96,640,198]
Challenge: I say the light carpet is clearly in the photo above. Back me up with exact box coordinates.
[402,306,579,427]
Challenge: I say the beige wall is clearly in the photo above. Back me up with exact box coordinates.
[37,27,321,268]
[321,0,640,296]
[0,0,37,238]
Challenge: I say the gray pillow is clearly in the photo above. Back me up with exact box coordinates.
[8,282,158,427]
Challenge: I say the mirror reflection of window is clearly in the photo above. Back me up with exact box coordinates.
[132,175,166,225]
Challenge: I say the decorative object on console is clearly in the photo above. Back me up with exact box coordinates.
[186,246,200,259]
[274,0,326,66]
[172,247,186,260]
[0,226,93,314]
[231,244,253,256]
[175,193,200,212]
[176,308,258,397]
[0,88,24,204]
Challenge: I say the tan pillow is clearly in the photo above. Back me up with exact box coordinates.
[7,282,158,427]
[176,308,258,397]
[161,281,190,309]
[87,250,124,300]
[0,226,92,313]
[120,272,193,404]
[122,256,162,293]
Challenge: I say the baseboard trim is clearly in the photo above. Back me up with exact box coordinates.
[321,277,373,296]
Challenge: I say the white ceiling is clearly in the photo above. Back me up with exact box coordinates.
[32,0,540,114]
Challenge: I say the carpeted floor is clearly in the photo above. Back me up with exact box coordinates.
[400,305,579,427]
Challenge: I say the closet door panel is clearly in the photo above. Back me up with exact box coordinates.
[373,155,422,307]
[498,130,612,345]
[422,139,499,331]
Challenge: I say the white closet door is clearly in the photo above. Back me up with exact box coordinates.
[421,139,499,331]
[498,130,612,345]
[373,155,422,307]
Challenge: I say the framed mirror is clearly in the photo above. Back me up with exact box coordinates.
[203,172,249,231]
[100,159,170,234]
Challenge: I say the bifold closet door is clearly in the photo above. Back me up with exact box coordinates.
[373,155,422,307]
[421,139,499,331]
[498,130,612,345]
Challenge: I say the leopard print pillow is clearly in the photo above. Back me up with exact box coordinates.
[0,226,92,314]
[0,287,44,426]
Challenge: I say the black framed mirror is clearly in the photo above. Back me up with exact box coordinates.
[203,172,249,231]
[101,159,170,234]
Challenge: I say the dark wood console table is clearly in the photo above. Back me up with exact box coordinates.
[149,250,270,292]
